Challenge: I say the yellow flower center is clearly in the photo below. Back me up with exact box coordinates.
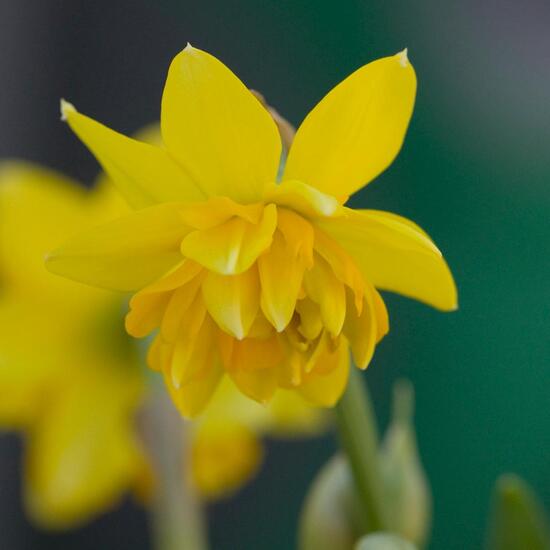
[126,184,387,412]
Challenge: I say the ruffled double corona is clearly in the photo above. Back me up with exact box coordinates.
[48,45,457,416]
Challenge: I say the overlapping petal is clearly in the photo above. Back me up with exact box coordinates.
[161,45,282,203]
[180,203,277,275]
[264,180,342,218]
[202,267,260,340]
[126,260,202,338]
[61,101,205,208]
[284,51,416,200]
[258,224,309,332]
[169,305,212,388]
[228,366,279,404]
[165,358,223,418]
[46,203,190,291]
[298,338,350,407]
[303,256,347,337]
[318,209,457,311]
[343,285,388,370]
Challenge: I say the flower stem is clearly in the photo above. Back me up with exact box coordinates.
[141,381,208,550]
[334,367,389,533]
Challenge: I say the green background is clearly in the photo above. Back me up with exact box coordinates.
[0,1,548,548]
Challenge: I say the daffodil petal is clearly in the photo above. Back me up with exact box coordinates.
[0,162,92,298]
[276,208,315,269]
[303,255,346,336]
[228,366,279,404]
[191,421,262,499]
[125,292,171,338]
[147,335,171,372]
[373,288,389,342]
[170,304,211,388]
[258,232,305,332]
[46,203,189,291]
[181,203,277,275]
[165,359,223,418]
[24,375,142,528]
[295,299,323,341]
[313,227,365,313]
[343,288,378,370]
[283,51,416,199]
[61,101,205,208]
[0,300,66,426]
[264,180,342,219]
[161,45,281,202]
[202,267,260,340]
[179,197,264,230]
[161,276,204,343]
[229,335,284,372]
[136,259,203,295]
[126,260,203,338]
[247,312,276,339]
[318,209,458,311]
[299,341,350,407]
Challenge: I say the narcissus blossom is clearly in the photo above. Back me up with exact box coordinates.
[0,163,326,527]
[48,45,457,417]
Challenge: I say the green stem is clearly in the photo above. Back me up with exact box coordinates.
[335,368,389,533]
[141,382,208,550]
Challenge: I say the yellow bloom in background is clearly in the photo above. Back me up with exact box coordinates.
[0,162,141,528]
[0,162,326,528]
[193,378,327,499]
[47,45,457,417]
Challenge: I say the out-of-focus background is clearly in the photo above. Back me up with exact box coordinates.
[0,1,548,548]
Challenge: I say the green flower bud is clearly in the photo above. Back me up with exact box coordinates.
[298,454,361,550]
[355,532,417,550]
[485,474,550,550]
[379,380,432,547]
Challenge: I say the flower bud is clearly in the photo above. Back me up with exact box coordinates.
[485,474,550,550]
[299,454,361,550]
[355,532,417,550]
[379,380,432,547]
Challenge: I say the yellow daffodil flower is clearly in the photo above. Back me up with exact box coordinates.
[47,45,457,417]
[0,162,142,528]
[0,162,326,527]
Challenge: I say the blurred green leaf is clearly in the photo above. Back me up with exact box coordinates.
[355,532,417,550]
[485,474,550,550]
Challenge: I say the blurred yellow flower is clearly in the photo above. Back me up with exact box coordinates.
[193,377,327,499]
[0,163,141,528]
[47,45,457,417]
[0,162,326,527]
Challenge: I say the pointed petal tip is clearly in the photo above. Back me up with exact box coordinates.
[270,313,289,333]
[439,295,459,312]
[59,98,76,121]
[397,47,409,67]
[43,250,55,268]
[171,371,181,390]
